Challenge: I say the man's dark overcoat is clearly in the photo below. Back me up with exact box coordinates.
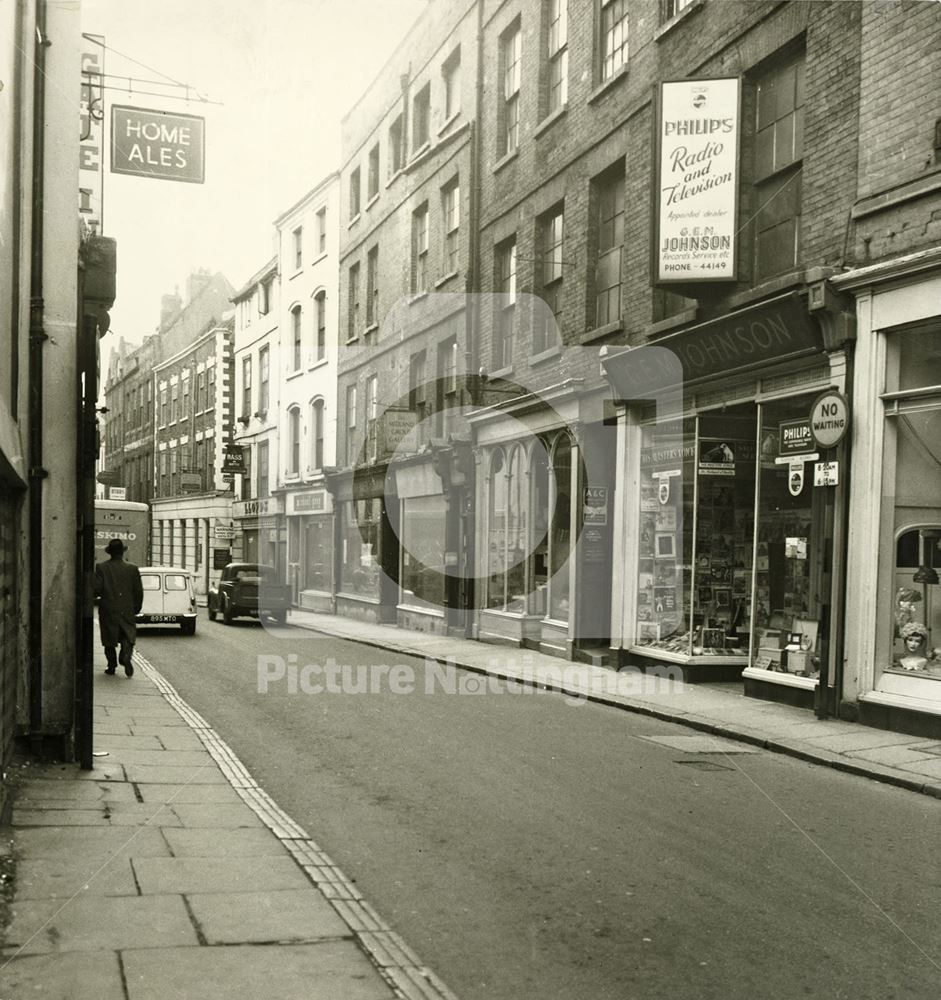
[95,557,144,646]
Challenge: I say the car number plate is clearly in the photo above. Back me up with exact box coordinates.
[150,615,178,622]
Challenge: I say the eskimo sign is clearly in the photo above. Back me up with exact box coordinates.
[656,77,740,283]
[110,106,205,183]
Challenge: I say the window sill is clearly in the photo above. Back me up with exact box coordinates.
[397,602,446,618]
[435,271,460,289]
[492,147,518,175]
[409,141,432,168]
[530,344,563,365]
[654,0,705,42]
[437,110,461,138]
[579,319,623,345]
[311,251,328,267]
[286,368,304,382]
[365,192,380,212]
[488,364,515,381]
[385,168,404,189]
[852,164,941,220]
[408,290,429,305]
[364,322,379,335]
[347,212,361,229]
[534,104,567,139]
[588,64,629,105]
[648,307,699,337]
[345,335,359,345]
[308,357,328,372]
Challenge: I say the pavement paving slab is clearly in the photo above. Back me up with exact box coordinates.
[845,745,941,766]
[0,950,127,999]
[121,941,396,1000]
[13,809,113,827]
[168,802,264,828]
[132,855,311,895]
[185,888,350,944]
[121,763,229,785]
[14,855,138,899]
[161,827,288,858]
[13,779,138,803]
[3,893,198,954]
[134,782,243,805]
[13,825,172,860]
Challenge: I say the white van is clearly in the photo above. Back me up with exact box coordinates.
[137,567,198,635]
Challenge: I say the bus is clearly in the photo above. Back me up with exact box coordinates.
[94,499,150,566]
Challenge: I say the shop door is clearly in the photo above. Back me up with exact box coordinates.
[751,395,831,679]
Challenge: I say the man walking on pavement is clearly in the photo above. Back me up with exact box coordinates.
[95,537,144,677]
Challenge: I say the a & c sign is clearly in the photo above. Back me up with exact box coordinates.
[111,105,205,184]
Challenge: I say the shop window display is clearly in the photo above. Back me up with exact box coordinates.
[882,325,941,677]
[400,495,447,611]
[339,498,381,598]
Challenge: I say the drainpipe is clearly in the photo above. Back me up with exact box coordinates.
[28,1,50,750]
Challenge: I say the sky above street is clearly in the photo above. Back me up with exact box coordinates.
[82,0,428,342]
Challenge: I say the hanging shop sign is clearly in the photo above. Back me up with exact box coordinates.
[222,444,247,474]
[809,390,849,449]
[654,77,741,283]
[111,105,205,183]
[788,461,805,497]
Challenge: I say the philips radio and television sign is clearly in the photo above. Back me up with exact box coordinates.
[655,77,741,283]
[111,105,205,184]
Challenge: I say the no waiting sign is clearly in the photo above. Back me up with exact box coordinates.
[111,105,205,183]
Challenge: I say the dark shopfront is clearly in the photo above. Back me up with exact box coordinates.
[327,465,400,625]
[604,290,853,711]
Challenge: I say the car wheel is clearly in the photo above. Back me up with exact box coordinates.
[222,596,234,625]
[181,619,196,636]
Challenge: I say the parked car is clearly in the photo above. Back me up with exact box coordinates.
[137,567,198,635]
[208,562,292,625]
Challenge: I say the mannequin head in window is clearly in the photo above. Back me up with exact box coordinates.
[899,622,930,671]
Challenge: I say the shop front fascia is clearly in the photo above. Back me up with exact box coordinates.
[326,464,399,625]
[232,495,285,578]
[835,248,941,737]
[603,289,853,706]
[469,383,616,661]
[284,482,334,612]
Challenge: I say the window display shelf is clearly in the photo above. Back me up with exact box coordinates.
[742,666,817,689]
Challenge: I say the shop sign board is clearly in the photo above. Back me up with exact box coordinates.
[814,461,839,487]
[379,408,418,458]
[233,497,283,518]
[96,469,118,486]
[788,461,805,497]
[779,418,814,457]
[809,390,849,449]
[213,548,231,570]
[654,77,741,283]
[111,105,205,184]
[180,471,202,493]
[291,490,328,514]
[214,524,235,540]
[109,486,126,500]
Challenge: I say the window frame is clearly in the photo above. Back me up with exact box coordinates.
[259,345,270,413]
[600,0,629,83]
[493,237,517,370]
[411,202,430,295]
[500,22,522,157]
[366,245,379,327]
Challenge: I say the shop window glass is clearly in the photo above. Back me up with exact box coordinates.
[530,445,550,617]
[547,434,573,622]
[883,326,941,673]
[486,447,528,612]
[340,498,381,598]
[400,495,447,612]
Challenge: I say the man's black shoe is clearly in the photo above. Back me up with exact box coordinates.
[104,667,116,675]
[124,661,134,677]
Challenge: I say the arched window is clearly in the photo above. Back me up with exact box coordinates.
[291,305,303,371]
[287,406,301,476]
[310,398,325,471]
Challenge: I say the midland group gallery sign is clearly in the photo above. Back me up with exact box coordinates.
[111,105,205,184]
[654,77,741,283]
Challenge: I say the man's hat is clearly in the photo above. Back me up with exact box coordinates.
[105,538,127,555]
